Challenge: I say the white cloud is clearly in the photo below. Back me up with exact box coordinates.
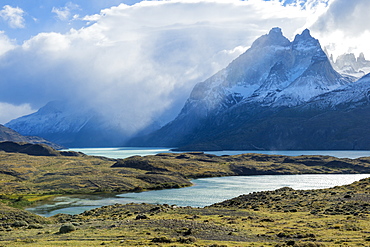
[310,0,370,59]
[0,31,15,55]
[2,0,368,136]
[22,32,71,53]
[0,102,35,124]
[0,5,25,28]
[52,2,80,21]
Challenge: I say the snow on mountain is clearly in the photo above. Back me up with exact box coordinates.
[6,101,160,147]
[129,27,356,148]
[270,54,349,107]
[330,52,370,78]
[183,28,351,115]
[304,73,370,109]
[6,101,95,135]
[180,28,290,117]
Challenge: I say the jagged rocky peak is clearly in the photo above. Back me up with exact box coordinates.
[292,29,324,56]
[182,27,351,112]
[251,27,290,48]
[358,52,368,64]
[330,52,370,77]
[293,29,316,44]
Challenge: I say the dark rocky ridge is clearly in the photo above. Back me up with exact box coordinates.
[0,141,82,157]
[0,124,62,150]
[112,152,370,177]
[172,104,370,151]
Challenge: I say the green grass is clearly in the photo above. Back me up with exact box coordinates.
[1,150,370,246]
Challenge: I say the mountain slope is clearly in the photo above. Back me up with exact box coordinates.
[0,124,62,149]
[130,28,353,149]
[6,101,160,148]
[174,73,370,150]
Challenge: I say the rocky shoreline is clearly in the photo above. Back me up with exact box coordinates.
[1,177,370,246]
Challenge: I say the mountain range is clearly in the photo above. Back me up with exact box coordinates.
[129,28,370,150]
[5,27,370,150]
[330,52,370,78]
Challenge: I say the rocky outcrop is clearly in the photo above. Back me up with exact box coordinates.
[0,141,82,156]
[0,124,62,150]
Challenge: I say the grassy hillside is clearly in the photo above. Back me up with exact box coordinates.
[1,148,370,246]
[1,150,370,203]
[0,151,192,199]
[0,177,369,246]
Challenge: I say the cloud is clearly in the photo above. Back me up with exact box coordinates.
[0,5,25,28]
[52,2,80,21]
[310,0,370,59]
[1,0,361,135]
[0,31,15,55]
[0,102,35,124]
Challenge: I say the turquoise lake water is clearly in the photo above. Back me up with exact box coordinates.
[26,148,370,217]
[69,147,370,159]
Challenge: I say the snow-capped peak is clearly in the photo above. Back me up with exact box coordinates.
[251,27,290,49]
[6,101,95,135]
[182,27,352,115]
[330,52,370,78]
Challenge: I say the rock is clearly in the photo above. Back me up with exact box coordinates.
[59,223,76,234]
[28,224,43,229]
[151,236,173,243]
[12,221,28,228]
[135,214,149,220]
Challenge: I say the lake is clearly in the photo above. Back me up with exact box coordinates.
[27,174,370,217]
[26,148,370,217]
[69,147,370,159]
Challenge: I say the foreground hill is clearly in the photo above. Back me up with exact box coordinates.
[1,146,370,245]
[0,141,81,157]
[0,171,370,246]
[1,147,370,196]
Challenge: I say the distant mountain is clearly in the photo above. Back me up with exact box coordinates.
[0,124,62,149]
[330,52,370,78]
[6,101,160,148]
[130,28,360,150]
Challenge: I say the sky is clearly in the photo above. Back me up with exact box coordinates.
[0,0,369,133]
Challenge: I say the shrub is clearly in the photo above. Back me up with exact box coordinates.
[178,236,197,243]
[151,236,172,243]
[28,224,43,229]
[59,223,76,234]
[12,221,28,228]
